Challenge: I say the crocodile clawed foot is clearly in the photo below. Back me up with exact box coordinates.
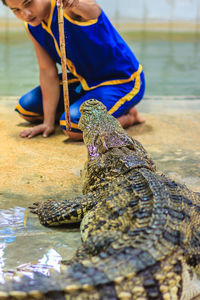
[29,202,40,214]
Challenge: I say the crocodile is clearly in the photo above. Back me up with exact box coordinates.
[1,99,200,300]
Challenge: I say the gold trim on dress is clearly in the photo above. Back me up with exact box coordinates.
[63,11,98,26]
[60,120,79,129]
[108,74,141,115]
[15,103,41,117]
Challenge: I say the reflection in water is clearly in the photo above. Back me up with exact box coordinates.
[0,205,80,282]
[0,207,25,283]
[0,244,6,284]
[0,207,25,243]
[16,248,62,278]
[38,248,62,273]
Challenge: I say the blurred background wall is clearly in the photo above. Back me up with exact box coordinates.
[0,0,200,32]
[99,0,200,32]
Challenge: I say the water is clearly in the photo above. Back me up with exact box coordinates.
[0,31,200,97]
[0,193,81,283]
[0,32,38,97]
[130,33,200,96]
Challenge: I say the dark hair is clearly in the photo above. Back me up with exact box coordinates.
[1,0,7,5]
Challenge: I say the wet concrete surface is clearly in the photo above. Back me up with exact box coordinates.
[0,96,200,282]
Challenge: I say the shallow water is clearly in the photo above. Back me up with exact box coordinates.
[0,31,200,96]
[0,193,81,283]
[130,35,200,96]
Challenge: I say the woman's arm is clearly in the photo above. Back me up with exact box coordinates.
[63,0,101,21]
[20,32,60,138]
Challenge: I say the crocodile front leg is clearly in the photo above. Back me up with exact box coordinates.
[29,193,96,226]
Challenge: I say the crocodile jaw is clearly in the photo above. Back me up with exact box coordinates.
[79,99,135,157]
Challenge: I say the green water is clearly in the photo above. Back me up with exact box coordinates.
[0,31,200,97]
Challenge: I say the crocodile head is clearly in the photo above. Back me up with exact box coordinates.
[79,99,156,171]
[78,99,135,158]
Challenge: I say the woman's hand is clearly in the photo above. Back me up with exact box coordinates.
[20,123,55,139]
[58,0,79,8]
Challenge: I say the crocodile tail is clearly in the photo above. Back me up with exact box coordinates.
[0,248,183,300]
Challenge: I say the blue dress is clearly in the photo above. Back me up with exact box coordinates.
[16,0,145,132]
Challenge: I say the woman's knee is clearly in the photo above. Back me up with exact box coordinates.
[15,87,43,120]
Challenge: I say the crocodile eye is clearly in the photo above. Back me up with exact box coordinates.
[82,108,93,114]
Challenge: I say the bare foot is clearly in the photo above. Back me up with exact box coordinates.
[117,107,145,129]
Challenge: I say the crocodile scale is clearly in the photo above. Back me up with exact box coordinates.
[1,99,200,300]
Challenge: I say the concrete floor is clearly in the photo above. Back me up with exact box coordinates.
[0,96,200,282]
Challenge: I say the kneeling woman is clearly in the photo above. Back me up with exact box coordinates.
[4,0,145,139]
